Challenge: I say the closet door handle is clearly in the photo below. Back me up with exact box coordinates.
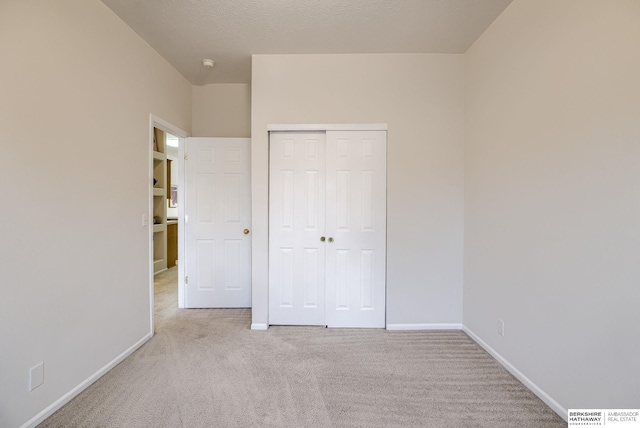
[328,237,334,243]
[320,236,326,242]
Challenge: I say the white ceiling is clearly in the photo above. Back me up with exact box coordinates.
[101,0,513,86]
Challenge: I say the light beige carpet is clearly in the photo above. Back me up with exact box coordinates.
[39,268,565,427]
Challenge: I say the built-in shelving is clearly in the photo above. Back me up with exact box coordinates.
[153,127,167,274]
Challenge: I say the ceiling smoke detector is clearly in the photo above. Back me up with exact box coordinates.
[202,59,215,69]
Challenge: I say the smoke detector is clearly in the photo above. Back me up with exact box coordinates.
[202,59,215,69]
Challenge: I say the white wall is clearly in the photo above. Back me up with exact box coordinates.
[464,0,640,412]
[192,84,251,137]
[251,54,465,327]
[0,1,191,427]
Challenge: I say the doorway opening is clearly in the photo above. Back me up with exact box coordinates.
[165,133,179,271]
[149,115,187,334]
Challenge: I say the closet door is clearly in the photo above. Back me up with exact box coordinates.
[269,132,326,325]
[325,130,387,328]
[268,129,387,328]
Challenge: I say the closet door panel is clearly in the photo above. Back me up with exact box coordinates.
[269,132,326,325]
[325,130,387,328]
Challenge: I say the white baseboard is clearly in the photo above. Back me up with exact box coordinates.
[462,325,567,421]
[386,323,463,330]
[21,332,153,428]
[251,323,268,330]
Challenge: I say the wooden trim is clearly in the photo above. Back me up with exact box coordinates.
[267,123,388,131]
[386,323,463,330]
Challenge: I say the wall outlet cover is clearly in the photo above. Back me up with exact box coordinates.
[29,362,44,391]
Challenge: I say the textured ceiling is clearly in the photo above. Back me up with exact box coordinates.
[101,0,513,85]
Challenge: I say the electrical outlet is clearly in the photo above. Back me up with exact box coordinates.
[29,362,44,391]
[498,319,505,337]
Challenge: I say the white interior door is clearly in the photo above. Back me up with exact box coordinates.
[268,130,386,327]
[269,132,326,325]
[325,130,386,328]
[184,137,251,308]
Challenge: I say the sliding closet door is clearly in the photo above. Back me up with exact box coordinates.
[325,130,387,328]
[268,129,386,328]
[269,132,326,325]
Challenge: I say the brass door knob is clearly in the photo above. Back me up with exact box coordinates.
[328,237,334,243]
[320,236,326,242]
[243,229,250,235]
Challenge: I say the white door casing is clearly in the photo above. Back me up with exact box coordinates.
[184,138,251,308]
[268,130,386,327]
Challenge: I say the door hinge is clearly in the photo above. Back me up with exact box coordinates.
[184,153,189,160]
[185,276,188,284]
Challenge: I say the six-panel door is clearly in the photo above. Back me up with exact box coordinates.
[269,132,327,325]
[184,137,251,308]
[325,130,387,328]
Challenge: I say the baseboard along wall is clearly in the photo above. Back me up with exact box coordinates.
[20,332,153,428]
[386,323,463,330]
[250,323,269,330]
[461,326,567,422]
